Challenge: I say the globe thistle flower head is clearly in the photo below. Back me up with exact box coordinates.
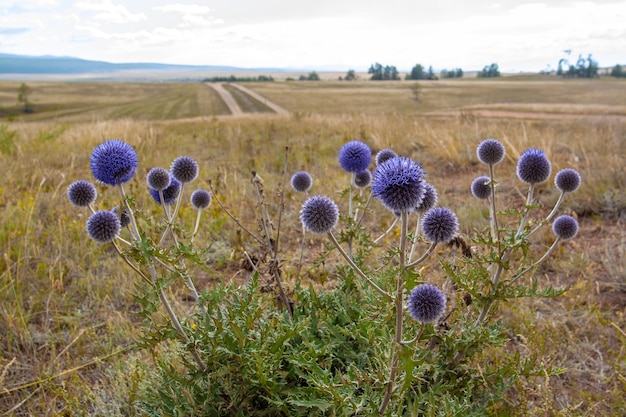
[67,180,97,207]
[90,140,138,186]
[170,156,199,183]
[554,168,581,193]
[516,148,552,184]
[422,207,459,244]
[111,206,131,228]
[407,284,447,324]
[338,140,371,173]
[471,176,492,200]
[146,167,171,191]
[415,182,438,213]
[552,215,579,240]
[353,170,372,188]
[191,189,211,210]
[290,171,313,193]
[477,138,505,165]
[86,210,121,243]
[300,195,339,234]
[150,177,181,205]
[372,156,425,213]
[375,148,398,166]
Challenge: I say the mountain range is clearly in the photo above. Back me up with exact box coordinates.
[0,53,283,80]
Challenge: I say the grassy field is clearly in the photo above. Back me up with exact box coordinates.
[0,77,625,415]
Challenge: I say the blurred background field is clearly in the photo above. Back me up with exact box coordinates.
[0,77,624,415]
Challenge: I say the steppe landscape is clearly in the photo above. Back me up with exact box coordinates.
[0,75,625,415]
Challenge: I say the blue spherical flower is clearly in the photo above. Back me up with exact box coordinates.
[471,176,492,200]
[190,189,211,209]
[171,156,199,183]
[552,215,579,240]
[90,140,138,186]
[407,284,447,324]
[477,139,505,165]
[86,210,121,243]
[353,169,372,188]
[67,180,97,207]
[372,156,425,212]
[516,148,552,185]
[300,195,339,234]
[291,171,313,193]
[146,167,171,191]
[111,206,131,228]
[415,182,438,213]
[422,207,459,244]
[554,168,581,193]
[338,140,371,173]
[375,148,398,166]
[150,177,181,205]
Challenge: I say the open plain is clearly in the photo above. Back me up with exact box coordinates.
[0,76,625,415]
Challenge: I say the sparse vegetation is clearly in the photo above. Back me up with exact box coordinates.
[0,78,625,416]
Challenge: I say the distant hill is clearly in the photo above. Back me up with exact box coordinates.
[0,53,270,75]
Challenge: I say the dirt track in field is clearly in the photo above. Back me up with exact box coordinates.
[205,82,289,116]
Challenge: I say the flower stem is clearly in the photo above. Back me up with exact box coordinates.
[327,231,391,300]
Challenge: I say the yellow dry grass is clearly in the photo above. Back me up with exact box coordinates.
[0,77,624,415]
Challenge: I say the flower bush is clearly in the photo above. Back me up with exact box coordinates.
[68,136,582,416]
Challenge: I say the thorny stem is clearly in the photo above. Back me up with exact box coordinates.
[380,211,409,415]
[510,238,561,285]
[148,264,206,372]
[526,191,565,239]
[118,184,140,242]
[374,217,398,244]
[406,241,437,268]
[355,191,373,228]
[408,212,422,263]
[488,164,501,250]
[327,231,392,301]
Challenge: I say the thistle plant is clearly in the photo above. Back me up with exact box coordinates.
[67,136,583,416]
[69,139,212,373]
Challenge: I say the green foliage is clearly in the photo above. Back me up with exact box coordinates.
[440,68,464,78]
[299,71,321,81]
[406,64,438,80]
[557,54,599,78]
[610,64,626,78]
[368,63,400,80]
[477,63,501,78]
[17,82,33,113]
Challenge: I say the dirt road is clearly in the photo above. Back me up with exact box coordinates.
[205,82,288,116]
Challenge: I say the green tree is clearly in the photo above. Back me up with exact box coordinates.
[610,64,625,78]
[343,69,356,81]
[407,64,425,80]
[477,63,500,78]
[17,82,33,113]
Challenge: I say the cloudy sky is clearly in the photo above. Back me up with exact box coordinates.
[1,0,625,72]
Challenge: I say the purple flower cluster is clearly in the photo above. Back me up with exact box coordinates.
[407,284,447,324]
[372,157,425,213]
[338,140,371,173]
[90,140,138,186]
[516,148,551,185]
[422,207,459,244]
[291,171,313,193]
[300,195,339,234]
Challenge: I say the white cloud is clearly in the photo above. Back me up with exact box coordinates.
[75,0,147,24]
[154,3,214,15]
